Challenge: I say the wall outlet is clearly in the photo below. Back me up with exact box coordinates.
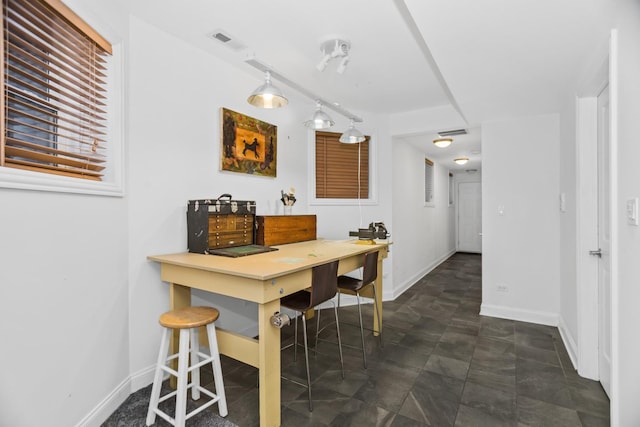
[496,284,509,293]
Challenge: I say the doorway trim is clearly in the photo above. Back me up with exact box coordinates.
[576,29,618,420]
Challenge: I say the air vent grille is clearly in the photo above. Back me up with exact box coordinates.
[207,29,246,51]
[438,129,468,137]
[213,32,231,43]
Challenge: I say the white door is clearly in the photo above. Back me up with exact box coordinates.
[596,83,611,397]
[458,182,482,253]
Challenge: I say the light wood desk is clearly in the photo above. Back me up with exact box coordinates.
[148,239,389,427]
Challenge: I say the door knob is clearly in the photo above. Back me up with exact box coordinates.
[589,249,602,257]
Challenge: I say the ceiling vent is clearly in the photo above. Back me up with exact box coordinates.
[208,29,246,51]
[438,129,468,137]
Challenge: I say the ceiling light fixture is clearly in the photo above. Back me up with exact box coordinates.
[454,157,469,165]
[433,138,452,148]
[317,39,351,74]
[247,71,288,108]
[340,119,366,144]
[304,101,335,129]
[244,57,362,122]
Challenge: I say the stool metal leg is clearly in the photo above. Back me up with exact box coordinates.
[355,292,367,368]
[332,301,345,379]
[206,322,228,416]
[301,314,313,412]
[372,284,383,348]
[146,328,171,426]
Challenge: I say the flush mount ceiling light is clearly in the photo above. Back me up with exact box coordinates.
[339,119,366,144]
[433,138,453,148]
[304,101,335,129]
[317,39,351,74]
[454,157,469,165]
[247,71,288,108]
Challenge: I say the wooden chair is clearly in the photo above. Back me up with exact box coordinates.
[337,250,383,368]
[280,260,344,411]
[146,306,227,426]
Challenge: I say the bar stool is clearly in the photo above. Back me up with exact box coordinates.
[337,250,383,368]
[281,260,344,412]
[146,306,227,427]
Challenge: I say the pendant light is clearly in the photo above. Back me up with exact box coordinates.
[304,101,334,129]
[339,119,366,143]
[247,71,288,108]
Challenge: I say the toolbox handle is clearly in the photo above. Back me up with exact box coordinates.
[218,193,232,201]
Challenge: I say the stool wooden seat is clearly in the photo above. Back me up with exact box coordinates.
[146,306,227,427]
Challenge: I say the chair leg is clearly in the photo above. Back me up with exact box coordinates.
[206,322,228,417]
[174,328,191,427]
[371,284,383,348]
[293,313,298,362]
[314,305,322,352]
[301,314,313,412]
[190,328,201,401]
[355,292,367,368]
[332,301,345,379]
[146,327,171,426]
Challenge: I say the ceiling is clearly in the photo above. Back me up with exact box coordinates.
[111,0,615,173]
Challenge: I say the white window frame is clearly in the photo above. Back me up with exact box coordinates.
[0,3,124,197]
[308,129,378,206]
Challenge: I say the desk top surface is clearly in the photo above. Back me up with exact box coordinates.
[148,239,388,281]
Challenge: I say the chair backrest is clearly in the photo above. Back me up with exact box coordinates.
[309,260,339,308]
[361,251,379,285]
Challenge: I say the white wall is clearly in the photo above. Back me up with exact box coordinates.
[0,190,130,427]
[391,140,456,295]
[610,3,640,424]
[481,115,561,325]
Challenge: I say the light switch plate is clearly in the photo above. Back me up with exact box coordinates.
[627,198,639,226]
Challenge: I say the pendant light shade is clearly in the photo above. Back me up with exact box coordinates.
[304,101,334,129]
[339,119,366,143]
[247,71,288,108]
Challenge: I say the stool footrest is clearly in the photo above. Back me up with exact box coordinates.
[152,385,223,423]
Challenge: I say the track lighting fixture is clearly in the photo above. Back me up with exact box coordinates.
[304,101,335,130]
[317,39,351,74]
[247,71,288,108]
[339,119,366,144]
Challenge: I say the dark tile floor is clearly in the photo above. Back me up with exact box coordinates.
[202,252,610,426]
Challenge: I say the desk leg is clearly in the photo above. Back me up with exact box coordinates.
[258,299,281,427]
[168,283,191,388]
[373,258,383,337]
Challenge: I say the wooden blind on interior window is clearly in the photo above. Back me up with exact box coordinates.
[425,157,434,203]
[1,0,112,180]
[315,131,369,199]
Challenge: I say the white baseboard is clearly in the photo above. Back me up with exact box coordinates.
[75,365,156,427]
[557,315,579,371]
[480,303,559,326]
[391,249,456,300]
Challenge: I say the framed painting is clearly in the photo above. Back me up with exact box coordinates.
[221,108,277,177]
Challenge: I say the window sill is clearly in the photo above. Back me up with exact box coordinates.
[0,167,124,197]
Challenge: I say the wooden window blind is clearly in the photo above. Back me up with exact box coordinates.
[315,131,369,199]
[425,157,434,203]
[1,0,112,180]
